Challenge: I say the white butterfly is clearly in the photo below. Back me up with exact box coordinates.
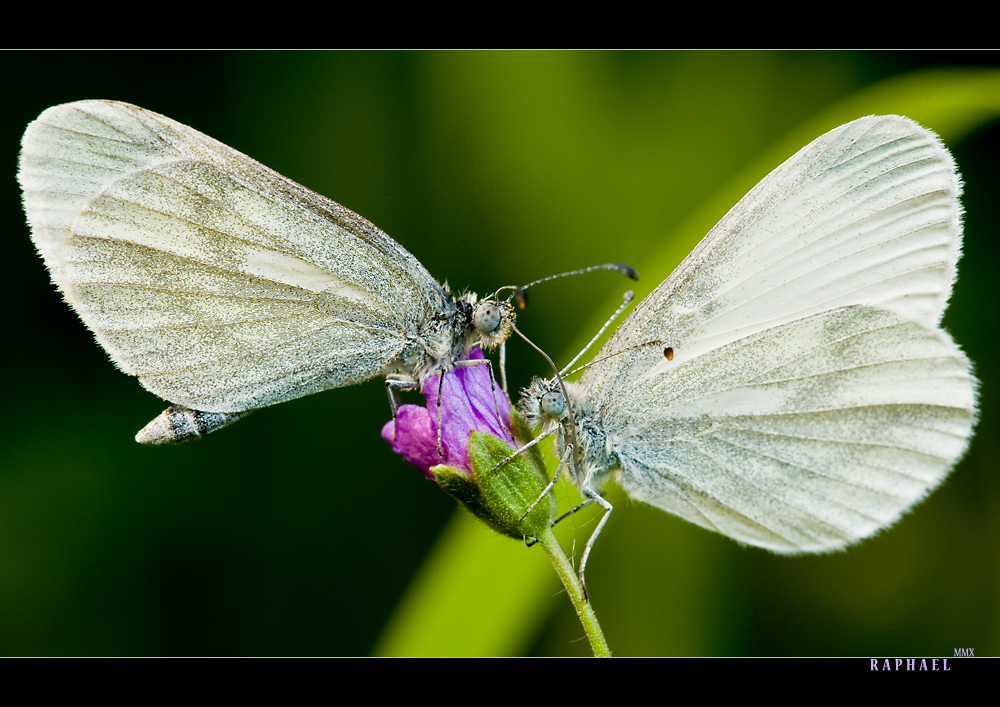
[520,115,978,586]
[19,100,515,444]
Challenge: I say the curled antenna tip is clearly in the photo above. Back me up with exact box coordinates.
[519,262,640,292]
[612,263,640,281]
[490,285,519,303]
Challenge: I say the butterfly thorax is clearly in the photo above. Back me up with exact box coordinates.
[572,409,619,492]
[397,297,467,381]
[399,291,515,383]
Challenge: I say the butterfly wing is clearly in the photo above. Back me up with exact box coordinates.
[19,100,448,413]
[591,115,963,391]
[605,305,976,552]
[573,115,976,551]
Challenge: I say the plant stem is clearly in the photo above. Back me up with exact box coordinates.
[537,527,611,657]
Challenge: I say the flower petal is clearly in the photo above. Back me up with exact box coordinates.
[381,404,439,480]
[385,348,515,480]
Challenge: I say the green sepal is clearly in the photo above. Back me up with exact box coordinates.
[433,428,555,541]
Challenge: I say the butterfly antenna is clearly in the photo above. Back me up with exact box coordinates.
[563,338,670,380]
[490,262,638,308]
[510,323,579,465]
[559,291,635,377]
[520,262,639,292]
[491,284,526,308]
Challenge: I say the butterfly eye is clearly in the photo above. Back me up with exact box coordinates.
[540,391,566,418]
[664,347,674,361]
[473,302,502,334]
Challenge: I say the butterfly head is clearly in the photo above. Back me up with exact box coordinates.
[519,376,571,431]
[471,298,515,350]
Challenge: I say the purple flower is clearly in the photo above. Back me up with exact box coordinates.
[382,349,514,480]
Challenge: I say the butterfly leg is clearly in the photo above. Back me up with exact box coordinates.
[489,425,557,477]
[390,367,448,455]
[526,491,602,545]
[551,491,603,527]
[435,370,446,456]
[578,486,613,602]
[454,357,513,439]
[519,441,573,522]
[500,342,508,397]
[385,376,419,441]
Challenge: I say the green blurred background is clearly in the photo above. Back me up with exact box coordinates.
[3,51,998,656]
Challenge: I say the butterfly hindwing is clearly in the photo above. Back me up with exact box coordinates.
[611,305,975,552]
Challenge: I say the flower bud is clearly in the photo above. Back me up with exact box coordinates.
[382,349,555,539]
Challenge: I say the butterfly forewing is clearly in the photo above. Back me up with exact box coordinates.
[592,116,962,388]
